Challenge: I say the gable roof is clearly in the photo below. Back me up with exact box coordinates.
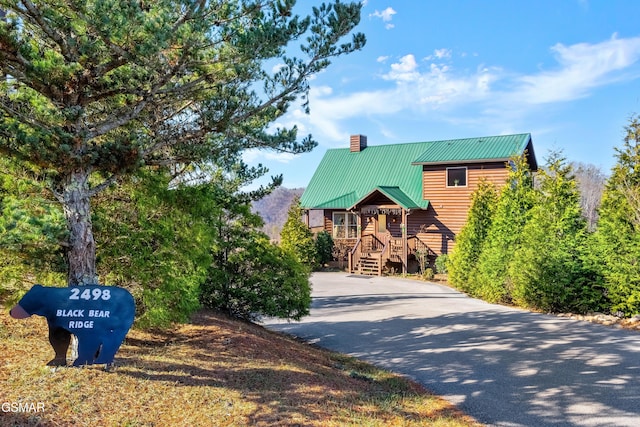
[300,141,431,210]
[351,186,421,210]
[300,133,536,210]
[411,133,537,168]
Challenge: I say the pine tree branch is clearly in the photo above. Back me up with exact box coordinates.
[88,174,119,198]
[19,0,73,60]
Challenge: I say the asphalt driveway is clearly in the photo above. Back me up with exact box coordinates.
[262,272,640,427]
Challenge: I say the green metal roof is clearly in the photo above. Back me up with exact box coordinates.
[313,192,358,209]
[301,140,431,209]
[350,186,421,210]
[300,133,535,210]
[412,133,535,166]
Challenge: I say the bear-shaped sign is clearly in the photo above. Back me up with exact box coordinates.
[10,284,135,366]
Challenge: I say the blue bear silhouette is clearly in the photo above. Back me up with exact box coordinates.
[10,285,135,366]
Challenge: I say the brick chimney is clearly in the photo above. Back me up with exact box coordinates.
[350,134,367,152]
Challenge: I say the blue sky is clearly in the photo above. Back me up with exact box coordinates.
[244,0,640,188]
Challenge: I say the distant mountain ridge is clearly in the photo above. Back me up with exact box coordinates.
[252,187,305,241]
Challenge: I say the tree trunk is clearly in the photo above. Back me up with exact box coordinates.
[60,168,98,286]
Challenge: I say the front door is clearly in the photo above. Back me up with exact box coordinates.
[376,213,388,243]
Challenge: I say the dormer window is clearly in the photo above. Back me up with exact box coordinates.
[447,167,467,187]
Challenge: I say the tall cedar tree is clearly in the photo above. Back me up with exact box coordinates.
[471,154,536,303]
[280,195,317,268]
[509,152,602,313]
[0,1,365,285]
[447,179,498,293]
[592,116,640,316]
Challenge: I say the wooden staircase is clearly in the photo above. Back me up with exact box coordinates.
[348,234,432,276]
[356,255,381,275]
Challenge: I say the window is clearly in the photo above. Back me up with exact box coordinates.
[447,167,467,187]
[332,212,358,239]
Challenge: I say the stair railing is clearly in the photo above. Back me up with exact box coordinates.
[349,237,362,274]
[378,236,390,276]
[408,235,436,258]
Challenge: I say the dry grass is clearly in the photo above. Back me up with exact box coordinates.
[1,309,480,427]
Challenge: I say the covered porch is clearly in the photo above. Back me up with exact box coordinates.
[336,186,433,276]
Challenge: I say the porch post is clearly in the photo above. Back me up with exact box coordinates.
[402,208,408,275]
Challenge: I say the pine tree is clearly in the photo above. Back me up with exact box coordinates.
[0,157,67,302]
[93,170,214,327]
[315,231,334,267]
[200,189,311,322]
[472,153,536,303]
[447,179,498,293]
[592,116,640,316]
[280,196,317,268]
[0,1,365,285]
[509,151,602,313]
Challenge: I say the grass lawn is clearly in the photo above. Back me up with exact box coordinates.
[1,309,481,426]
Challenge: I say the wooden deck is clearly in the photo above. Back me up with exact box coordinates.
[345,234,433,276]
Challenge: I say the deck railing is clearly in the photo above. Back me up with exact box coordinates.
[345,234,432,275]
[408,235,435,257]
[333,238,357,270]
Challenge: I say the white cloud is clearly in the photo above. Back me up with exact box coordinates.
[277,35,640,148]
[426,48,452,61]
[384,54,420,82]
[370,7,396,22]
[377,55,390,63]
[370,7,396,29]
[435,49,452,59]
[285,56,500,146]
[242,148,296,165]
[510,34,640,105]
[379,55,497,108]
[306,86,405,143]
[271,63,286,74]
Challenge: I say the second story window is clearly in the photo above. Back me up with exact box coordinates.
[447,167,467,187]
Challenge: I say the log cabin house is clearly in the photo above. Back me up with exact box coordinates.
[300,133,538,275]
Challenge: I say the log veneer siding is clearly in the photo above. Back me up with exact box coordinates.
[419,162,509,255]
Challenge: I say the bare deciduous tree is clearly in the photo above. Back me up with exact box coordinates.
[572,162,606,231]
